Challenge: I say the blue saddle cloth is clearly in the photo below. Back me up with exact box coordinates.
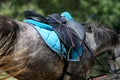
[24,12,83,61]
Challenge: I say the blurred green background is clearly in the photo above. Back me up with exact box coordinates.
[0,0,119,78]
[0,0,120,31]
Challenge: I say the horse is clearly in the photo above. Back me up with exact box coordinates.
[84,22,120,79]
[0,13,119,80]
[84,22,119,56]
[0,14,95,80]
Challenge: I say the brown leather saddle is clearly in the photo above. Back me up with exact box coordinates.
[23,10,85,60]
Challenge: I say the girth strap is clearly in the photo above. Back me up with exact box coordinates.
[59,61,69,80]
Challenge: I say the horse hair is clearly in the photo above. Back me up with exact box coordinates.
[85,22,119,47]
[84,22,120,57]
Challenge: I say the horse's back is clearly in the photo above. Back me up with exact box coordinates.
[14,22,65,80]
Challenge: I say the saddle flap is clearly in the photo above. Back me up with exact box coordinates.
[66,20,85,42]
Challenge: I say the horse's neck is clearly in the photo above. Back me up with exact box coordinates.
[85,31,119,57]
[85,32,97,51]
[107,38,120,58]
[114,45,120,57]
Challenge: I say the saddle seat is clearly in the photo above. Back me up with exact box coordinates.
[23,10,85,61]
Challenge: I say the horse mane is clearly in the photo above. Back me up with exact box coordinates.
[85,22,119,47]
[84,21,120,57]
[94,24,119,47]
[0,15,27,79]
[95,25,119,46]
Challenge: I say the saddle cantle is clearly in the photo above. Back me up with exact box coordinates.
[23,10,48,23]
[23,10,85,61]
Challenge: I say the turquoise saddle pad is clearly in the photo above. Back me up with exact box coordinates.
[24,12,83,61]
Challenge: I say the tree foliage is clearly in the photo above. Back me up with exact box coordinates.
[0,0,120,31]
